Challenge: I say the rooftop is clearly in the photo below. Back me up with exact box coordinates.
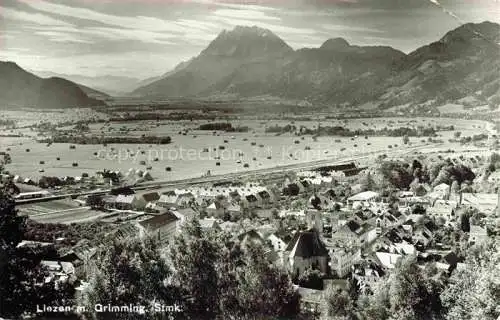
[286,230,329,258]
[138,212,179,231]
[348,191,380,202]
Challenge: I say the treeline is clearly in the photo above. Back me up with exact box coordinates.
[266,124,297,133]
[34,119,106,132]
[0,134,23,137]
[109,112,217,122]
[0,119,15,127]
[24,220,116,246]
[197,122,250,132]
[378,158,475,190]
[77,219,301,320]
[38,176,74,188]
[459,133,489,143]
[265,124,439,137]
[40,134,172,145]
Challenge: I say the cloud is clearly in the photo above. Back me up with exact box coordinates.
[6,0,497,80]
[15,0,318,48]
[175,19,221,31]
[0,6,72,26]
[321,24,385,34]
[25,24,178,45]
[181,31,221,44]
[34,31,92,43]
[191,0,278,11]
[216,2,278,11]
[208,16,317,35]
[84,27,177,44]
[18,0,187,34]
[213,8,280,21]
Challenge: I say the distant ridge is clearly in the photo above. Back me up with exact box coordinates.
[0,61,105,109]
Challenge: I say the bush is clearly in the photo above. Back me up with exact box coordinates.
[297,268,324,290]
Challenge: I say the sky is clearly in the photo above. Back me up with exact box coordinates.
[0,0,499,79]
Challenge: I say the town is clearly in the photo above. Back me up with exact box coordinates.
[1,138,499,319]
[1,0,500,318]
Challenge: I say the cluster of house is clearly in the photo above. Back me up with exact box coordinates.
[100,183,283,219]
[279,180,500,313]
[91,173,498,314]
[12,162,499,316]
[8,168,153,189]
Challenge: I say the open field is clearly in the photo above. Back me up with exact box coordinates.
[3,134,409,180]
[1,111,495,181]
[0,108,109,128]
[79,117,492,136]
[16,198,104,224]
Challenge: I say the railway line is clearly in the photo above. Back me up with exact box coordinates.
[15,143,437,206]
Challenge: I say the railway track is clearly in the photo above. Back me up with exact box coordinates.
[15,143,437,206]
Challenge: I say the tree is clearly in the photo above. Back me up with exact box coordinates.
[324,287,354,319]
[441,241,500,320]
[215,233,245,320]
[297,268,324,290]
[78,236,183,320]
[291,198,307,210]
[310,195,322,210]
[38,176,63,188]
[403,135,410,145]
[86,194,105,210]
[170,218,219,320]
[412,160,423,172]
[236,242,300,319]
[333,203,342,212]
[357,255,444,320]
[170,219,301,319]
[379,161,414,190]
[359,172,376,192]
[432,163,476,187]
[460,211,471,232]
[284,184,300,196]
[0,189,24,247]
[0,186,73,319]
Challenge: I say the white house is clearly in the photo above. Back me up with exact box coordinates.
[199,217,221,232]
[206,201,225,217]
[429,183,450,200]
[375,252,402,269]
[158,191,179,208]
[115,194,135,210]
[428,200,458,222]
[461,193,499,216]
[331,220,377,247]
[328,245,362,278]
[347,191,380,206]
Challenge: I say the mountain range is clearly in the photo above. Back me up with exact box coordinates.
[133,22,500,108]
[2,22,498,109]
[31,71,143,97]
[0,62,105,109]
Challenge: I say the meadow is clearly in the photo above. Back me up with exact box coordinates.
[1,113,494,181]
